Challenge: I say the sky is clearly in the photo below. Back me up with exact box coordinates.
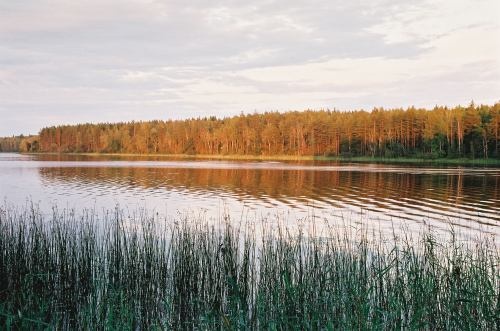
[0,0,499,136]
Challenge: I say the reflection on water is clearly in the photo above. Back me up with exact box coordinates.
[0,153,499,236]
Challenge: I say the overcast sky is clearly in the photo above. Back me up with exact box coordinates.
[1,0,499,136]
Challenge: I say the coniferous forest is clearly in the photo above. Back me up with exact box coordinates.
[2,103,500,159]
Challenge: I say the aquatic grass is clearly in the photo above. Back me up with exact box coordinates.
[0,205,498,329]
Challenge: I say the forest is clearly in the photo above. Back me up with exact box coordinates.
[2,103,499,158]
[0,135,38,153]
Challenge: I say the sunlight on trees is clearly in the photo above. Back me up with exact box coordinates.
[2,103,499,159]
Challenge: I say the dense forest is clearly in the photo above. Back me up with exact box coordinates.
[0,135,38,153]
[2,103,500,158]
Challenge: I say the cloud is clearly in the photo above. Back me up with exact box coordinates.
[0,0,498,135]
[367,0,499,45]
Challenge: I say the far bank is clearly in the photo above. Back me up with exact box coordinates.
[22,152,500,166]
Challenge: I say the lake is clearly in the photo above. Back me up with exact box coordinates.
[1,153,499,237]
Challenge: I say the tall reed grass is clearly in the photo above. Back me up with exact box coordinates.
[0,205,498,329]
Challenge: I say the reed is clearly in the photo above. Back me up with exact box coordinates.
[0,205,498,330]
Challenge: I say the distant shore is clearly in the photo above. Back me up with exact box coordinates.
[22,152,500,165]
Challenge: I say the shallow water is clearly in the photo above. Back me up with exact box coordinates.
[1,153,499,236]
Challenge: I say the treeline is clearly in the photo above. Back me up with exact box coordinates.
[12,103,500,158]
[0,135,38,152]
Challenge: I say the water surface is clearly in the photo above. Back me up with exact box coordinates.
[1,153,499,236]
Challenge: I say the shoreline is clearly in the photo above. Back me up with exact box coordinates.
[21,152,500,165]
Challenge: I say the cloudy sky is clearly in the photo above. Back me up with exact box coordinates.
[0,0,499,136]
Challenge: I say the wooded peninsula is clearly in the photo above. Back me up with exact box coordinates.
[2,103,499,159]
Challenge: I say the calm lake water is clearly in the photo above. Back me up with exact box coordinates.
[1,153,499,237]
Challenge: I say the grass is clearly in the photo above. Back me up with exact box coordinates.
[311,155,500,165]
[0,205,498,330]
[24,151,500,165]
